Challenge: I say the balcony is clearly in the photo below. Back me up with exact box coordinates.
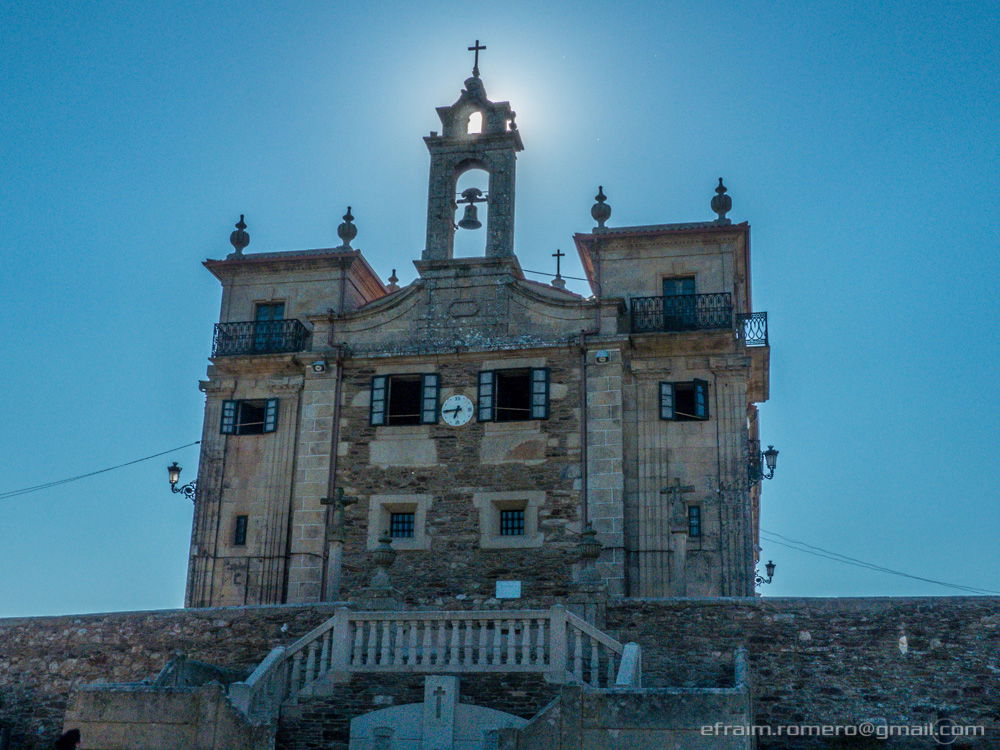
[629,293,733,334]
[736,312,768,347]
[211,319,310,357]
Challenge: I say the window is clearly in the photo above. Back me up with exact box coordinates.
[687,506,702,538]
[253,302,286,352]
[221,399,279,435]
[662,276,695,297]
[659,380,709,421]
[499,508,525,536]
[389,512,415,539]
[234,515,248,545]
[477,368,549,422]
[472,491,544,549]
[370,374,439,426]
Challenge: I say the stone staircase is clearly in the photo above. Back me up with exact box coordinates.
[61,607,753,749]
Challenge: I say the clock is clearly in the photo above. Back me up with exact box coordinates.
[441,394,474,426]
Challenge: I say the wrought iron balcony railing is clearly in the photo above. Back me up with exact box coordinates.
[736,312,768,347]
[212,319,310,357]
[629,293,733,333]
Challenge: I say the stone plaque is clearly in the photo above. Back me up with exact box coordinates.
[495,580,521,599]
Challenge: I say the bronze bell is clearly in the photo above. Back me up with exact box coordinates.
[458,202,482,230]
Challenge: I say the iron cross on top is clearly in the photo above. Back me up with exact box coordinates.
[468,39,486,76]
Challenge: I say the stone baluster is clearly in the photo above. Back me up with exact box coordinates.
[589,636,600,686]
[573,628,584,683]
[407,621,419,665]
[351,620,364,666]
[492,620,503,664]
[520,619,531,665]
[380,621,391,665]
[422,621,433,666]
[319,631,330,675]
[290,651,303,694]
[366,621,378,665]
[448,621,459,665]
[506,621,516,665]
[547,605,567,681]
[535,618,546,665]
[606,651,617,686]
[464,621,475,665]
[436,621,447,665]
[392,622,405,665]
[305,642,318,685]
[478,620,489,665]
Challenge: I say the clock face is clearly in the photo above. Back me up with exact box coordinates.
[441,394,474,426]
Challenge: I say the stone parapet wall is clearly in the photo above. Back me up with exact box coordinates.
[0,597,996,749]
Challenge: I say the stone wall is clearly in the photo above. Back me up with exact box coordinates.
[1,597,996,749]
[608,597,999,748]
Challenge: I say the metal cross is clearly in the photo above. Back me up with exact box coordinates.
[552,248,565,279]
[468,40,486,76]
[432,685,447,718]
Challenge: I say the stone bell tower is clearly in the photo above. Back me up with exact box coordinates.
[423,42,523,261]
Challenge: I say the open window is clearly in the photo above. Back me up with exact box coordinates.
[220,399,279,435]
[478,368,549,422]
[370,374,439,426]
[659,380,709,421]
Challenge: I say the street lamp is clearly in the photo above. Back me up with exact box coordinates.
[167,461,197,502]
[755,560,776,586]
[750,443,779,483]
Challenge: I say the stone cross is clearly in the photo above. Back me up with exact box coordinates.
[321,487,358,542]
[433,685,446,718]
[468,39,486,76]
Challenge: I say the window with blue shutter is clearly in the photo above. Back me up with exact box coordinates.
[263,398,279,433]
[220,399,280,435]
[221,400,238,434]
[530,368,549,419]
[660,381,709,422]
[420,374,440,424]
[370,376,387,426]
[659,382,675,420]
[477,370,495,422]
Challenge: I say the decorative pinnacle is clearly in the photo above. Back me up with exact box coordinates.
[387,268,399,291]
[591,186,611,229]
[229,214,250,255]
[337,206,357,248]
[711,178,732,224]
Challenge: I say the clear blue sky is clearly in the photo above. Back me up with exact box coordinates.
[1,1,997,617]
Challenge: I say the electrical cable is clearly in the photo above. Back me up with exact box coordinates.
[760,529,1000,595]
[0,441,201,500]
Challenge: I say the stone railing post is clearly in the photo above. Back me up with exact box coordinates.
[328,607,353,682]
[546,604,568,683]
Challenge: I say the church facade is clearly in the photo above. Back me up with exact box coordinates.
[185,60,772,610]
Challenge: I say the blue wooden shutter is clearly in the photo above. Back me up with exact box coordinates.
[370,376,387,426]
[693,379,709,420]
[421,374,440,424]
[477,371,495,422]
[263,398,279,432]
[220,400,237,434]
[659,382,675,420]
[530,368,550,419]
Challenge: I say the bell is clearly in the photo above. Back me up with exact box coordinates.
[458,203,482,230]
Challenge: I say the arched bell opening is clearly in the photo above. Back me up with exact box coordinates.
[453,164,490,258]
[466,110,484,135]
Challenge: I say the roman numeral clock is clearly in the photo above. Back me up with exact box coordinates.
[441,394,474,426]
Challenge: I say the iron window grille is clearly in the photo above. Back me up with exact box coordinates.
[499,509,526,536]
[687,506,702,537]
[389,512,415,539]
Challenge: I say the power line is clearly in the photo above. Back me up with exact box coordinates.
[0,441,201,501]
[760,528,1000,596]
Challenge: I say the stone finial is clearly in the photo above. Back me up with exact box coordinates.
[577,523,602,584]
[337,206,357,248]
[387,268,400,292]
[711,178,732,224]
[591,186,611,229]
[229,214,250,255]
[370,530,397,589]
